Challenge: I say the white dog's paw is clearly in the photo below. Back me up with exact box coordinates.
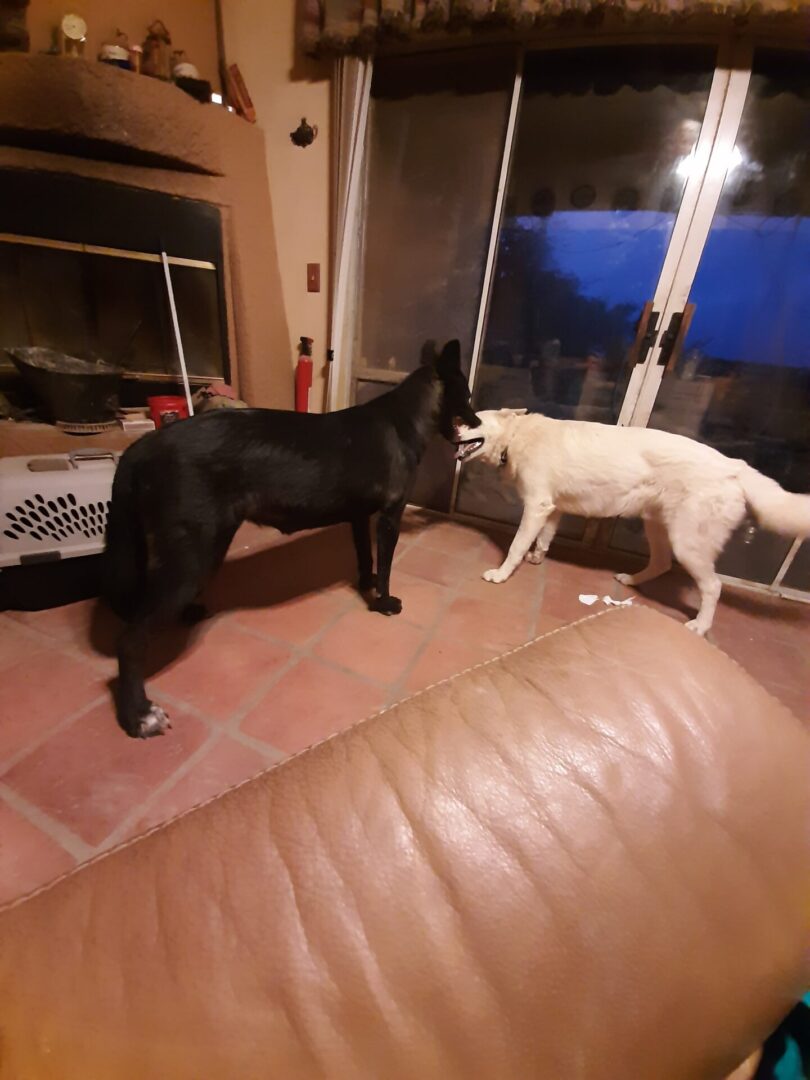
[684,618,708,636]
[525,549,545,565]
[615,572,635,586]
[482,568,508,584]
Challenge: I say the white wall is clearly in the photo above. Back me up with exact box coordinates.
[221,0,332,410]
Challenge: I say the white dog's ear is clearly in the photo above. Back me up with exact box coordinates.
[499,407,527,416]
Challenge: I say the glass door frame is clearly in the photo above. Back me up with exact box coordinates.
[615,40,748,427]
[446,47,526,510]
[589,45,751,559]
[622,42,753,430]
[333,33,809,601]
[447,36,739,516]
[447,36,808,600]
[617,39,808,599]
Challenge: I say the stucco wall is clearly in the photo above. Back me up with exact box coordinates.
[220,0,332,410]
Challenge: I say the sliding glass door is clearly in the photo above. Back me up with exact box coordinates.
[455,45,719,526]
[353,47,514,510]
[347,39,809,596]
[614,47,810,589]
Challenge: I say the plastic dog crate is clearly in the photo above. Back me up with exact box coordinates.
[0,450,118,568]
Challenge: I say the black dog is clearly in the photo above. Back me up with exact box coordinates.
[103,339,479,738]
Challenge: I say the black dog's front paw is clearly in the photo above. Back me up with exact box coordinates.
[358,573,378,593]
[369,594,402,616]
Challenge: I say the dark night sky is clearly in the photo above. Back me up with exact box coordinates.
[514,212,810,369]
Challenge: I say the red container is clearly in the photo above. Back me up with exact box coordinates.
[147,395,189,429]
[295,336,314,413]
[295,357,313,412]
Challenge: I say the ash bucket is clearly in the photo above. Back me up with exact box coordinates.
[7,347,122,427]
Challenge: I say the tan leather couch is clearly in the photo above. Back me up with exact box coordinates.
[1,606,808,1079]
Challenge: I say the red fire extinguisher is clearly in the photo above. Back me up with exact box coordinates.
[295,336,313,412]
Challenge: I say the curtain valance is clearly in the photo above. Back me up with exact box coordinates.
[301,0,809,54]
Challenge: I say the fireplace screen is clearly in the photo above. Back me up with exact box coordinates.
[0,169,229,383]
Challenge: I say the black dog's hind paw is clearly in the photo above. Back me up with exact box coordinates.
[180,602,210,625]
[369,594,402,616]
[358,573,378,593]
[134,704,172,739]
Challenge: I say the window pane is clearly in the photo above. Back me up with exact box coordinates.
[457,45,716,525]
[360,48,514,377]
[356,48,514,512]
[781,542,810,592]
[644,49,810,585]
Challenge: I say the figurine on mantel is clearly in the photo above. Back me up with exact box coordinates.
[172,47,210,102]
[171,49,199,81]
[98,29,131,69]
[59,13,86,57]
[141,19,171,80]
[39,12,209,99]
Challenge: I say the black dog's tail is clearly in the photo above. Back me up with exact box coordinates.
[102,452,147,621]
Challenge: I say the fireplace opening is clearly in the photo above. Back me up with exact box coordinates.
[0,168,230,418]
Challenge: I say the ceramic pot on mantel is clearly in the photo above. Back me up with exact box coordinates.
[142,20,171,80]
[98,30,131,70]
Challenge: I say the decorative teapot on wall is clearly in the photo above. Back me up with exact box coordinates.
[290,118,318,148]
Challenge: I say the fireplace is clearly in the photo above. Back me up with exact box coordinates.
[0,169,230,389]
[0,52,291,455]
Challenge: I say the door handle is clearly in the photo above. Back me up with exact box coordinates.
[630,302,660,366]
[657,303,696,370]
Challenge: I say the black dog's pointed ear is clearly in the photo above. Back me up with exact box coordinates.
[436,339,462,377]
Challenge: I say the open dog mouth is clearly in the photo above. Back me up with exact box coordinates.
[453,437,484,461]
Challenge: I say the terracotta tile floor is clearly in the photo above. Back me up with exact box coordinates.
[0,509,807,905]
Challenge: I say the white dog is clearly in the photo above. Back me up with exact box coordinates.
[454,409,810,635]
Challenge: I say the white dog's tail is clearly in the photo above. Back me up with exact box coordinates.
[739,464,810,538]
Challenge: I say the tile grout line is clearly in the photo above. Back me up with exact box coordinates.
[99,532,365,836]
[225,559,469,692]
[0,612,111,674]
[228,728,288,762]
[384,601,458,707]
[384,529,515,706]
[0,691,110,776]
[389,520,551,703]
[203,520,516,738]
[99,726,224,850]
[197,578,393,741]
[231,620,397,693]
[0,782,94,862]
[1,698,219,856]
[97,715,290,852]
